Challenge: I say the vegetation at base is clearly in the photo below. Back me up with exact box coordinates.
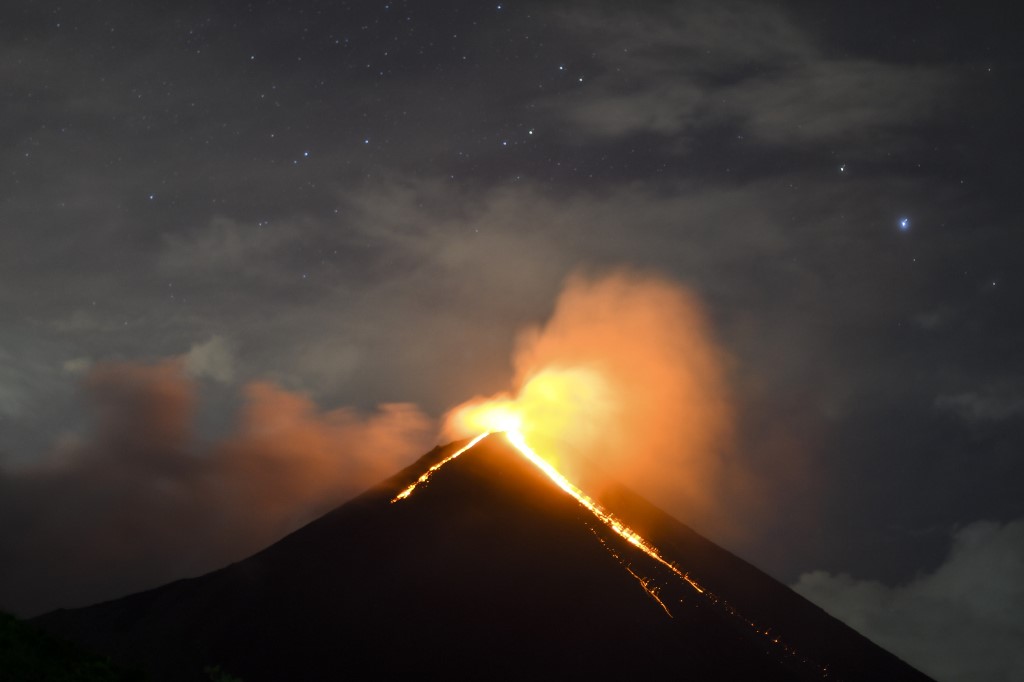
[204,665,243,682]
[0,610,145,681]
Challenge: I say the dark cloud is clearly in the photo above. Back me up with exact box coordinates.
[793,519,1024,682]
[935,390,1024,423]
[0,360,432,616]
[543,4,952,149]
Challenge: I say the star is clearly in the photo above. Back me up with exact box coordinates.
[899,217,910,231]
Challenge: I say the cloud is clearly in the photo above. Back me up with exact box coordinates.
[159,216,304,277]
[0,345,60,419]
[0,359,433,617]
[51,309,106,333]
[914,308,955,331]
[792,519,1024,682]
[545,4,952,148]
[61,357,92,375]
[0,385,25,418]
[935,392,1024,423]
[720,60,949,146]
[182,335,235,384]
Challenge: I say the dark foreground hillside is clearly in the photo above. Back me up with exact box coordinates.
[0,610,143,681]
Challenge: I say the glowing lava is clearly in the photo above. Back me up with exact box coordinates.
[393,427,705,599]
[392,432,489,502]
[503,430,705,595]
[443,367,615,477]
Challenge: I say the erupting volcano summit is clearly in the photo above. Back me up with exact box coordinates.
[36,434,932,681]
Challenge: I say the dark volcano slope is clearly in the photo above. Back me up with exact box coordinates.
[35,434,931,681]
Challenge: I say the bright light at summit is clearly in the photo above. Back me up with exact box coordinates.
[444,366,615,472]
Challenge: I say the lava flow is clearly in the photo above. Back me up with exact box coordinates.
[392,428,706,601]
[391,432,489,502]
[503,430,706,595]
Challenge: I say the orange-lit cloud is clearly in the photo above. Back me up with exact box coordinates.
[212,380,432,524]
[0,360,432,616]
[444,270,740,532]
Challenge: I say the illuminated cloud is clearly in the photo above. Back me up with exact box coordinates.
[0,360,433,616]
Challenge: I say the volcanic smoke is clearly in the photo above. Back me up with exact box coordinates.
[444,270,737,532]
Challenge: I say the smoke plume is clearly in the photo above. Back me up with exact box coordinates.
[445,270,741,533]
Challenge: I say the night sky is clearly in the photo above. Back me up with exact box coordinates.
[2,2,1022,680]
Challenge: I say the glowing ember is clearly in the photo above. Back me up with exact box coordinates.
[625,566,673,618]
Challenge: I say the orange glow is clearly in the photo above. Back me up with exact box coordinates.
[444,367,613,476]
[442,271,737,537]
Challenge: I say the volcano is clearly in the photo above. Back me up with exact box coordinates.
[34,434,931,681]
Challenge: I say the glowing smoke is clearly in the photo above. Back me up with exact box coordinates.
[444,270,737,529]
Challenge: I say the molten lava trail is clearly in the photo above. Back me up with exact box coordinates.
[393,431,705,596]
[391,432,489,503]
[503,431,705,595]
